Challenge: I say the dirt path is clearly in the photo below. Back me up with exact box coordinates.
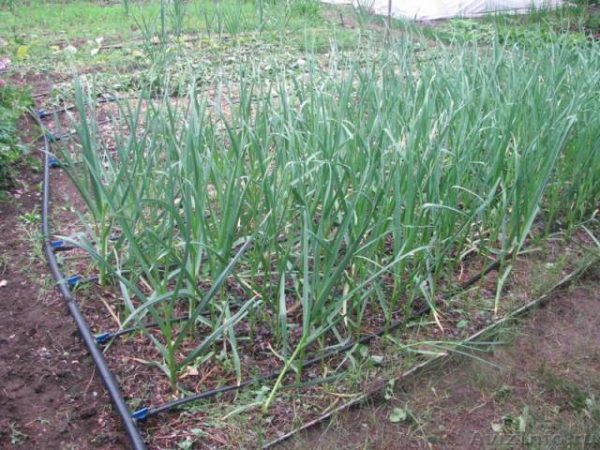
[285,269,600,449]
[0,122,126,448]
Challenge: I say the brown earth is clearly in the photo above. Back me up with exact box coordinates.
[0,116,126,448]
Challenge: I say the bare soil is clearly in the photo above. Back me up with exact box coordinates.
[0,118,126,448]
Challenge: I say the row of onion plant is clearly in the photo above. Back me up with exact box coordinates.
[57,34,600,397]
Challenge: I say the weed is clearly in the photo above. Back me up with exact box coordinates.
[0,83,32,190]
[492,406,529,433]
[9,422,27,446]
[19,209,40,225]
[538,366,593,412]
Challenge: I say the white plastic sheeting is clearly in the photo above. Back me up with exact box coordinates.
[322,0,563,21]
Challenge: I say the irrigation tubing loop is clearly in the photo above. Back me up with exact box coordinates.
[37,111,146,450]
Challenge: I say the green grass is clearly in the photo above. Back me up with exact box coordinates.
[1,0,270,40]
[2,0,142,39]
[0,0,327,51]
[0,0,349,101]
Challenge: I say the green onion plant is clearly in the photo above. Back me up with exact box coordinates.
[58,31,600,396]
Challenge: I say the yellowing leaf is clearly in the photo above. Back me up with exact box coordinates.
[179,366,198,379]
[16,46,29,60]
[389,407,408,423]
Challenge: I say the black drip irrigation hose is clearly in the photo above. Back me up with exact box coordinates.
[37,92,125,163]
[131,257,502,421]
[262,253,599,450]
[40,91,244,151]
[39,117,146,450]
[95,315,190,345]
[37,92,120,119]
[45,117,114,145]
[98,256,500,346]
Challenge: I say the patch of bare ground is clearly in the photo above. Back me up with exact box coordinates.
[0,135,126,447]
[284,266,600,449]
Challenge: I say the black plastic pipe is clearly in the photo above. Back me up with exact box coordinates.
[96,314,190,345]
[37,92,120,119]
[45,117,113,143]
[40,125,146,450]
[132,302,431,420]
[135,256,502,420]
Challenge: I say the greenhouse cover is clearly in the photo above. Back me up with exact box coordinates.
[322,0,563,21]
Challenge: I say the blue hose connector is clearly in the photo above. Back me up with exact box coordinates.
[95,332,112,345]
[132,407,150,421]
[51,239,65,249]
[66,274,83,287]
[48,156,60,168]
